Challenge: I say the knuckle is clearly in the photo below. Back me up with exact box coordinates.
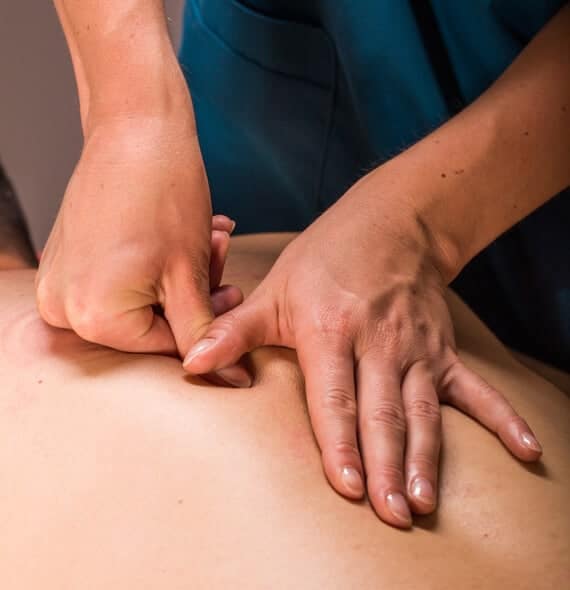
[71,319,106,343]
[406,398,441,425]
[320,387,357,420]
[368,463,404,494]
[375,319,403,351]
[359,316,412,361]
[313,304,355,341]
[408,451,439,474]
[363,400,406,434]
[35,279,60,324]
[66,298,109,342]
[330,440,360,458]
[437,358,462,398]
[377,462,404,482]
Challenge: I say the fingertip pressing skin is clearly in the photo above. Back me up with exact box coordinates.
[367,488,412,529]
[407,477,436,515]
[500,418,543,462]
[183,298,270,375]
[442,361,543,463]
[183,337,218,370]
[298,337,366,503]
[401,362,441,515]
[340,465,365,499]
[182,335,253,389]
[322,451,365,500]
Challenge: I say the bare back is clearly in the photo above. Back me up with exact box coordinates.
[0,235,568,589]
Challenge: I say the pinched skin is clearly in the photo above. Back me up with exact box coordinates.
[0,235,568,589]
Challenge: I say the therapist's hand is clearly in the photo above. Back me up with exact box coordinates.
[183,165,543,528]
[36,118,240,359]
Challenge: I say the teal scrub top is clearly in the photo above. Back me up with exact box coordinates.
[178,0,569,370]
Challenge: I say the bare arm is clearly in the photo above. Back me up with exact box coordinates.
[53,0,195,134]
[183,6,569,525]
[394,3,570,279]
[35,2,244,367]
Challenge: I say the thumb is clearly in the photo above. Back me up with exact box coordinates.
[182,295,273,375]
[162,257,215,359]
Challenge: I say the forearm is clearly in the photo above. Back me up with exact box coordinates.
[53,0,195,135]
[383,3,570,281]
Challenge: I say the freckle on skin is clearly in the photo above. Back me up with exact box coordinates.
[523,131,529,136]
[441,173,446,179]
[454,169,464,175]
[562,105,567,113]
[177,498,184,505]
[37,380,43,384]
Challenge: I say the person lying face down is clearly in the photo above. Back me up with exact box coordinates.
[0,232,568,589]
[0,162,37,270]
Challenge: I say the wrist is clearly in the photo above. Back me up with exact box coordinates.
[372,112,504,283]
[362,159,466,285]
[85,60,196,136]
[412,206,464,285]
[80,112,204,179]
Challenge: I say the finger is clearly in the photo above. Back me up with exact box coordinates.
[69,304,177,355]
[210,284,244,316]
[200,363,253,389]
[358,355,411,528]
[209,230,230,290]
[182,294,272,376]
[211,215,236,234]
[440,360,542,462]
[162,252,215,359]
[297,335,364,500]
[35,275,72,330]
[402,361,441,515]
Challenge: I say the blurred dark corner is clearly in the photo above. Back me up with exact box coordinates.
[0,0,184,250]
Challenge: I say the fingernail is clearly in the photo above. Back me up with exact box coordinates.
[520,431,542,453]
[183,338,217,367]
[410,477,434,506]
[386,492,412,526]
[215,365,252,388]
[341,466,364,496]
[229,220,236,234]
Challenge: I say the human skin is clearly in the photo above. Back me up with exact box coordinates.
[183,4,570,525]
[40,1,568,525]
[35,0,229,364]
[1,234,569,589]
